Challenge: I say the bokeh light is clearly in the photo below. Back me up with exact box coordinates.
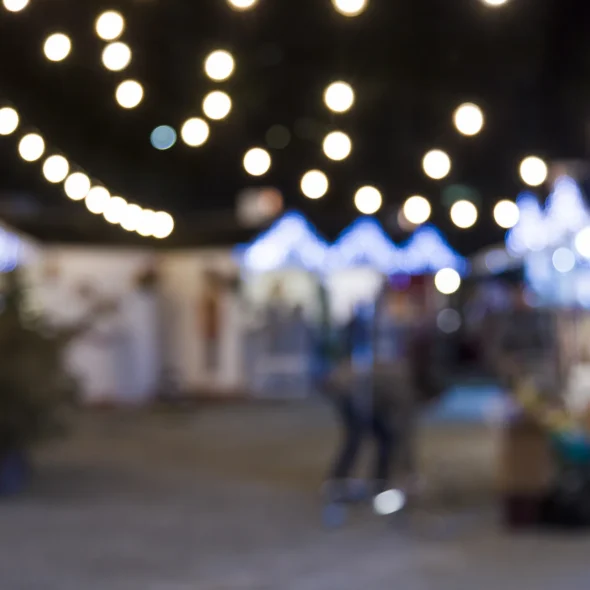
[116,80,143,109]
[324,81,355,114]
[121,203,142,232]
[202,91,232,120]
[482,0,509,6]
[373,489,405,515]
[137,208,157,237]
[85,186,111,214]
[95,11,125,41]
[227,0,259,10]
[0,107,19,135]
[265,124,291,149]
[450,200,478,229]
[520,156,548,187]
[354,186,382,215]
[152,211,175,239]
[423,149,451,180]
[493,199,520,229]
[437,309,462,334]
[403,195,431,225]
[18,133,45,162]
[453,103,484,136]
[102,42,131,71]
[301,170,329,199]
[434,268,461,295]
[204,50,235,81]
[42,155,69,183]
[552,247,575,273]
[150,125,177,150]
[64,172,91,201]
[103,196,128,225]
[180,118,210,147]
[332,0,368,17]
[323,131,352,161]
[575,227,590,259]
[3,0,29,12]
[43,33,71,62]
[243,148,271,176]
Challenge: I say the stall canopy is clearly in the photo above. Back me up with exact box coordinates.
[326,217,402,275]
[237,211,329,274]
[400,224,467,275]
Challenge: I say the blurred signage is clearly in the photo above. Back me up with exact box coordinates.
[236,187,284,228]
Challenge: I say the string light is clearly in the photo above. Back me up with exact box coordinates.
[103,196,127,225]
[301,170,329,199]
[18,133,45,162]
[323,131,352,161]
[116,80,143,109]
[453,103,484,136]
[95,11,125,41]
[85,186,111,214]
[332,0,368,17]
[3,0,29,12]
[243,148,271,176]
[0,107,19,135]
[137,209,157,237]
[64,172,91,201]
[403,195,431,225]
[204,50,235,82]
[121,204,143,232]
[434,268,461,295]
[102,42,132,71]
[520,156,548,187]
[494,199,520,229]
[423,149,451,180]
[324,81,355,114]
[450,200,478,229]
[203,91,232,120]
[354,186,382,215]
[227,0,259,10]
[482,0,509,6]
[43,33,71,62]
[42,155,69,183]
[180,118,210,147]
[153,212,175,239]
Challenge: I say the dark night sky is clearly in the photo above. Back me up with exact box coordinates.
[0,0,589,253]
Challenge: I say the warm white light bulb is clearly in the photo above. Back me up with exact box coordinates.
[3,0,30,12]
[43,33,71,62]
[301,170,329,200]
[18,133,45,162]
[453,103,484,136]
[95,11,125,41]
[435,268,461,295]
[423,149,451,180]
[227,0,259,10]
[116,80,143,109]
[482,0,509,6]
[43,155,69,183]
[137,208,157,237]
[520,156,548,187]
[64,172,91,201]
[324,81,355,114]
[332,0,368,17]
[121,204,143,232]
[354,186,382,215]
[323,131,352,161]
[204,50,235,81]
[103,196,128,225]
[85,186,111,214]
[450,200,478,229]
[102,42,131,71]
[493,199,520,229]
[152,211,175,239]
[202,91,232,120]
[243,148,271,176]
[180,118,210,147]
[403,195,431,225]
[0,107,19,135]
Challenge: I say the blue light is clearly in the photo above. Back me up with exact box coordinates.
[545,176,589,243]
[150,125,177,151]
[238,211,329,273]
[327,217,402,275]
[400,224,467,275]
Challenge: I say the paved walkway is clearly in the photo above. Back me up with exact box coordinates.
[0,402,589,589]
